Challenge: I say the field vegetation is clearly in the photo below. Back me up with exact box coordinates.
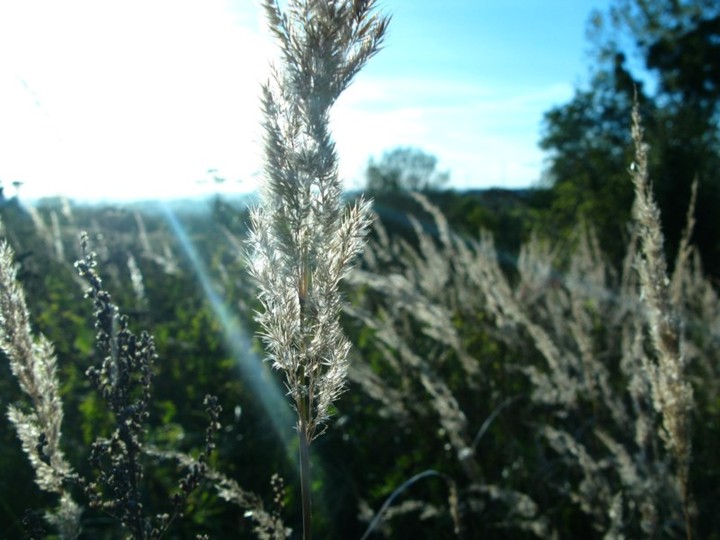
[1,0,719,538]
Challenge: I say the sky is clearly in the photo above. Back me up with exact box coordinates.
[0,0,613,202]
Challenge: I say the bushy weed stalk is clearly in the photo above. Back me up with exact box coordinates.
[77,233,229,538]
[1,231,226,538]
[246,1,388,537]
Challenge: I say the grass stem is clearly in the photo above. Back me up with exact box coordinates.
[299,421,312,540]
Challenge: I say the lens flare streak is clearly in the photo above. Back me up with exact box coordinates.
[161,204,295,456]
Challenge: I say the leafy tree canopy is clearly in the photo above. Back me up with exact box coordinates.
[601,0,720,115]
[365,147,449,195]
[539,0,720,272]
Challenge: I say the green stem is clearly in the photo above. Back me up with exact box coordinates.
[682,482,692,540]
[299,420,312,540]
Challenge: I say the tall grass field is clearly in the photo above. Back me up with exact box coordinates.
[1,1,718,538]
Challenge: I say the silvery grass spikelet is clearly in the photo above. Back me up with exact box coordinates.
[0,240,81,539]
[247,2,388,537]
[630,99,694,538]
[247,0,388,442]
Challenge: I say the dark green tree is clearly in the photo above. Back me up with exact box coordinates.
[537,56,646,263]
[604,0,720,115]
[540,0,720,272]
[365,147,449,194]
[603,0,720,271]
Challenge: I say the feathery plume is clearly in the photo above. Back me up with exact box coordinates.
[630,99,694,538]
[0,240,81,539]
[247,1,388,537]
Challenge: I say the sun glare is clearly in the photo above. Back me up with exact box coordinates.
[161,203,296,462]
[0,0,273,201]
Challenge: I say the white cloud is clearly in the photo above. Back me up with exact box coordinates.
[332,76,573,190]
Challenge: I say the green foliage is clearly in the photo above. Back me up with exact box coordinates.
[2,175,719,537]
[537,59,642,265]
[539,0,720,273]
[365,147,449,195]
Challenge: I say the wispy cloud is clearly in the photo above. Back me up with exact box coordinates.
[333,76,573,189]
[0,1,589,200]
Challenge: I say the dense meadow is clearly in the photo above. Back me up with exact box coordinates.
[1,157,719,539]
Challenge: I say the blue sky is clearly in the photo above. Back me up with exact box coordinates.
[0,0,611,201]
